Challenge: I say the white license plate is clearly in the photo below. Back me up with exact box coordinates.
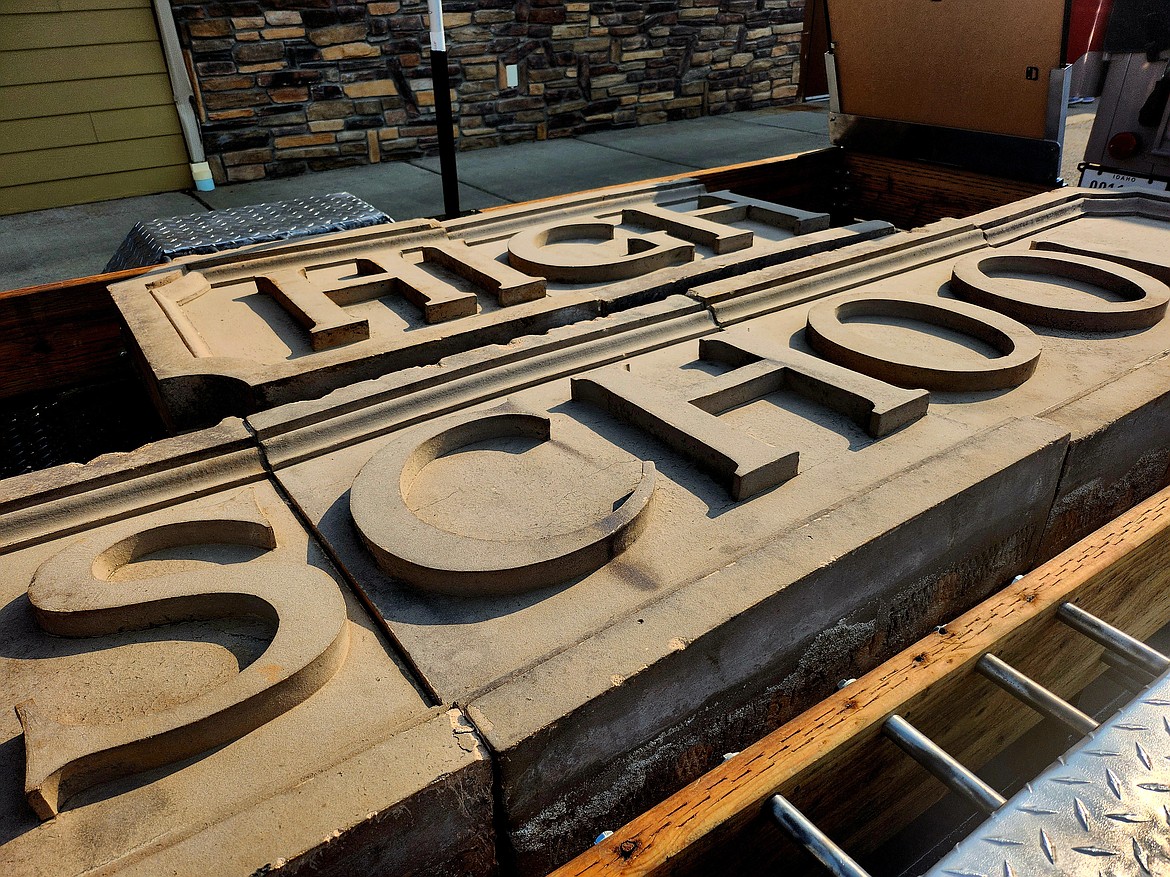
[1079,168,1169,192]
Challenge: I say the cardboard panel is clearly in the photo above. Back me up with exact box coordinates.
[826,0,1067,139]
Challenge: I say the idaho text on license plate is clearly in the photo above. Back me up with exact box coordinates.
[1079,168,1170,192]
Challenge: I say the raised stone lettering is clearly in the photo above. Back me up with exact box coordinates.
[805,293,1043,391]
[570,332,928,501]
[691,191,832,235]
[16,489,349,819]
[349,405,656,596]
[421,241,546,306]
[506,220,695,282]
[950,249,1170,331]
[256,255,478,350]
[621,205,754,255]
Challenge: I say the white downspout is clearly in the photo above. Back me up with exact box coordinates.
[151,0,214,191]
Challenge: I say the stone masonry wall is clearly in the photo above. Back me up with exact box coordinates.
[170,1,807,184]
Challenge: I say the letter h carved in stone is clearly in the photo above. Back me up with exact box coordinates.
[571,332,930,501]
[256,241,546,351]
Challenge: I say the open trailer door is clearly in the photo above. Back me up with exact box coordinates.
[823,0,1073,184]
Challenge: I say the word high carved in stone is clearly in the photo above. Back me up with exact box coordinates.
[109,182,872,429]
[16,488,349,819]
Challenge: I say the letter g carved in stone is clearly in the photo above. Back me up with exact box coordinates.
[16,489,349,819]
[349,405,657,597]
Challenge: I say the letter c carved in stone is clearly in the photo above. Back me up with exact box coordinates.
[349,405,657,597]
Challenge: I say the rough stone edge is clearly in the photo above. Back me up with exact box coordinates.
[110,709,497,877]
[467,415,1070,873]
[0,417,265,553]
[1037,349,1170,559]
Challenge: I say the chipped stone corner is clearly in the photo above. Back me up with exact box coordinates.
[449,706,492,760]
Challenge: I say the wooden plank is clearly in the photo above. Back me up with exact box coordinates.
[551,484,1170,876]
[0,73,174,121]
[90,105,182,143]
[0,9,159,50]
[476,148,842,219]
[0,134,188,187]
[825,0,1065,141]
[0,273,144,399]
[1,41,165,86]
[0,164,192,216]
[0,114,97,155]
[57,0,153,10]
[842,152,1052,229]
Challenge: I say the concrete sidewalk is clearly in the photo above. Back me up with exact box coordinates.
[0,105,831,291]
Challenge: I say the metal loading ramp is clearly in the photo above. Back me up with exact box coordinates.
[926,670,1170,877]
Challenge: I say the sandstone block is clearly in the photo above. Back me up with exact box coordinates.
[188,19,231,38]
[309,24,368,46]
[234,41,283,63]
[0,427,494,876]
[320,41,380,60]
[260,26,304,40]
[344,79,399,98]
[264,10,302,25]
[225,163,266,181]
[237,61,284,73]
[274,133,336,148]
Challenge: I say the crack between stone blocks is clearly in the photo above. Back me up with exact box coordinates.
[455,701,519,876]
[240,417,444,708]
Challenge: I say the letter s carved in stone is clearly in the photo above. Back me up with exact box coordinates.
[16,489,349,819]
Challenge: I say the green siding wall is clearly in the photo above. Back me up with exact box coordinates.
[0,1,192,215]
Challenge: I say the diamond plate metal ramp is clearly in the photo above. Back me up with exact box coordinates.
[927,671,1170,877]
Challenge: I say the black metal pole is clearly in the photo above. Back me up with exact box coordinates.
[427,1,460,219]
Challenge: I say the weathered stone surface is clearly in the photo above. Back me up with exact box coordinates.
[0,426,494,877]
[10,187,1170,877]
[108,181,888,429]
[244,188,1170,874]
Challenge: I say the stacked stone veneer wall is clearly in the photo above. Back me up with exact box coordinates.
[170,1,806,184]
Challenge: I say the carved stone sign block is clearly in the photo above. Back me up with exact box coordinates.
[0,431,494,877]
[251,190,1170,874]
[108,179,893,430]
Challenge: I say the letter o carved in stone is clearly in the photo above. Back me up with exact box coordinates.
[950,250,1170,331]
[805,294,1042,392]
[350,406,656,597]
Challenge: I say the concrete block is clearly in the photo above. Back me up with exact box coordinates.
[0,429,494,877]
[249,190,1170,874]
